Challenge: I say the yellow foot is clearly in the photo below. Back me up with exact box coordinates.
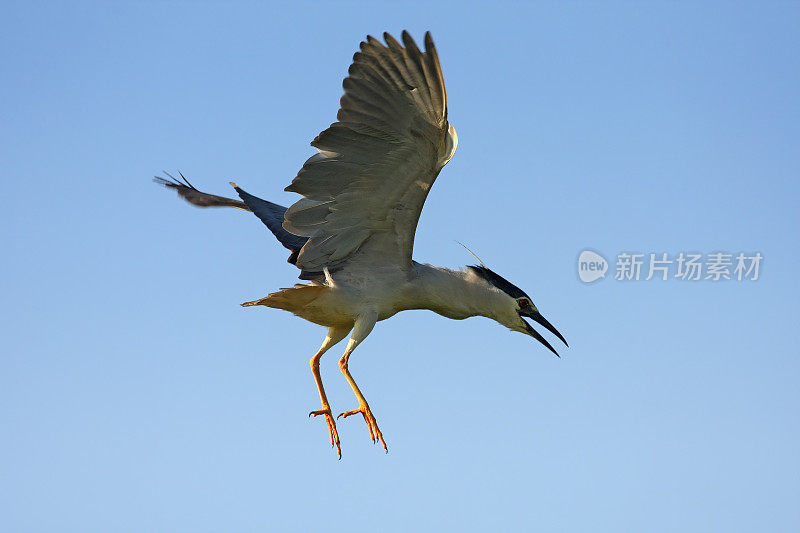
[337,404,388,453]
[309,408,341,458]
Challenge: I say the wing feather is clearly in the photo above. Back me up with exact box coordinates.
[284,31,457,277]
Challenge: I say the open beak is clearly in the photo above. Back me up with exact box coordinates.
[519,309,568,357]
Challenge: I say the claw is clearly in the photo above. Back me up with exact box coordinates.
[337,404,387,452]
[309,408,341,458]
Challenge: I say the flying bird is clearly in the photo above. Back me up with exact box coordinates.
[156,31,567,457]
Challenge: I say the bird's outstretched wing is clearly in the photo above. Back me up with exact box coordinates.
[284,31,458,279]
[155,172,248,209]
[155,173,308,263]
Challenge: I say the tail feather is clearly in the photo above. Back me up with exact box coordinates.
[242,284,327,312]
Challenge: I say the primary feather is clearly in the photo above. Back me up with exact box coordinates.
[284,31,458,279]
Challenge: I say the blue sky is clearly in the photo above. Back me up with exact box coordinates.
[2,1,798,531]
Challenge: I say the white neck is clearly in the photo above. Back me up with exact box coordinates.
[401,263,510,320]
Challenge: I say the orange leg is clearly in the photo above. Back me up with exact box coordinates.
[308,326,349,458]
[335,312,387,452]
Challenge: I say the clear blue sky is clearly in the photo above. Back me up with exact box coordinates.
[2,2,798,531]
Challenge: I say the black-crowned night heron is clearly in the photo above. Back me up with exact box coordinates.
[156,31,567,457]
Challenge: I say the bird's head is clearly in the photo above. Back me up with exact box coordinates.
[467,265,568,357]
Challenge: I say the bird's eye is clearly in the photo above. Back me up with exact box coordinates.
[518,299,530,308]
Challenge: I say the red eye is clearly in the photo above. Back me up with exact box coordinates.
[518,299,530,308]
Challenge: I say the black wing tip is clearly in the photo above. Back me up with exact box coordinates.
[424,31,435,51]
[361,30,433,53]
[153,170,197,190]
[178,171,195,189]
[383,32,400,48]
[401,30,421,53]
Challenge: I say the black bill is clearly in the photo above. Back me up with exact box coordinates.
[520,309,568,357]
